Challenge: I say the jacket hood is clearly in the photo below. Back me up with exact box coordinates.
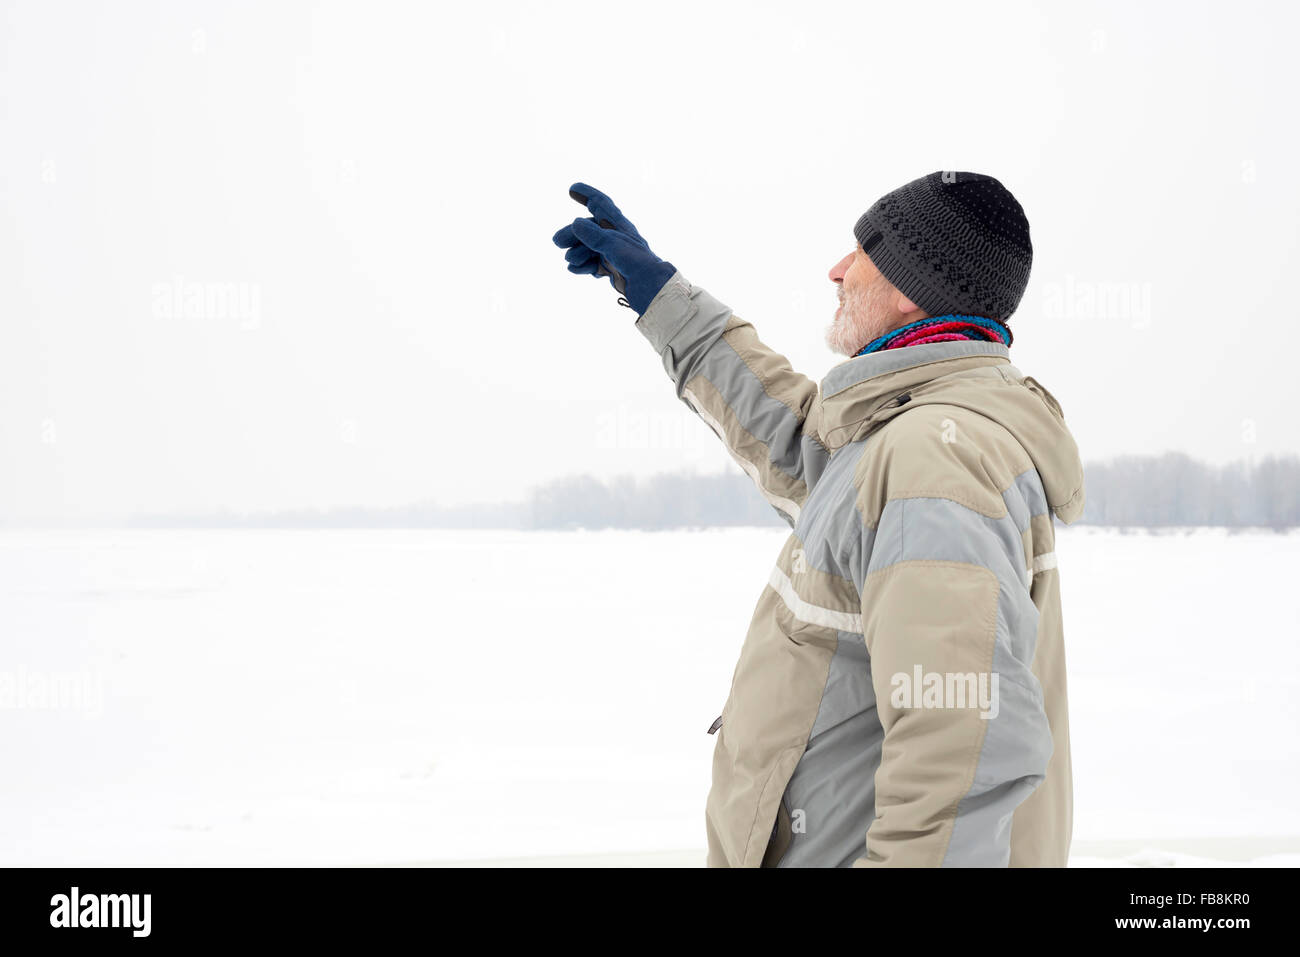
[815,341,1086,523]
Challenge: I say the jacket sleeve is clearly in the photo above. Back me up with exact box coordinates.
[853,490,1055,867]
[633,270,831,528]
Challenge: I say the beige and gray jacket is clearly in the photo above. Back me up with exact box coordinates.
[635,272,1085,867]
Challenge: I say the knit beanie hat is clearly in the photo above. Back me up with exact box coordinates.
[853,171,1032,321]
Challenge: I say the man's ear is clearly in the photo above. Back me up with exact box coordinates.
[895,290,921,315]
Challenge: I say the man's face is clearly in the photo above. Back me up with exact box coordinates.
[824,246,903,356]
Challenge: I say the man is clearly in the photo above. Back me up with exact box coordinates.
[552,172,1085,867]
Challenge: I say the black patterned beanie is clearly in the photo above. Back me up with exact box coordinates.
[853,171,1033,321]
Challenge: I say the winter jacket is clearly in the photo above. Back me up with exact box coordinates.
[635,272,1086,867]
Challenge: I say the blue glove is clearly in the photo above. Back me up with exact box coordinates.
[552,182,677,314]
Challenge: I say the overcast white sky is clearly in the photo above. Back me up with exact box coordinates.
[2,0,1297,523]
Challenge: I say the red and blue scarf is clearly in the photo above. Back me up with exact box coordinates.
[853,314,1012,357]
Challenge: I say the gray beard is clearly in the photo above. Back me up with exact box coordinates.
[825,281,887,356]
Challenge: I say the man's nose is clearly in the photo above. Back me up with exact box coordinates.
[828,251,853,284]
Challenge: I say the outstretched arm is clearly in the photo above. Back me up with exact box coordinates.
[553,183,830,527]
[634,272,830,528]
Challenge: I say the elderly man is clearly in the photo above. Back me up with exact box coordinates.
[553,172,1085,867]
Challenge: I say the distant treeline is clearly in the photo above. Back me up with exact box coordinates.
[1082,453,1299,528]
[128,471,775,531]
[128,453,1300,530]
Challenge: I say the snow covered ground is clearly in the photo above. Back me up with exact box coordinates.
[1,526,1297,867]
